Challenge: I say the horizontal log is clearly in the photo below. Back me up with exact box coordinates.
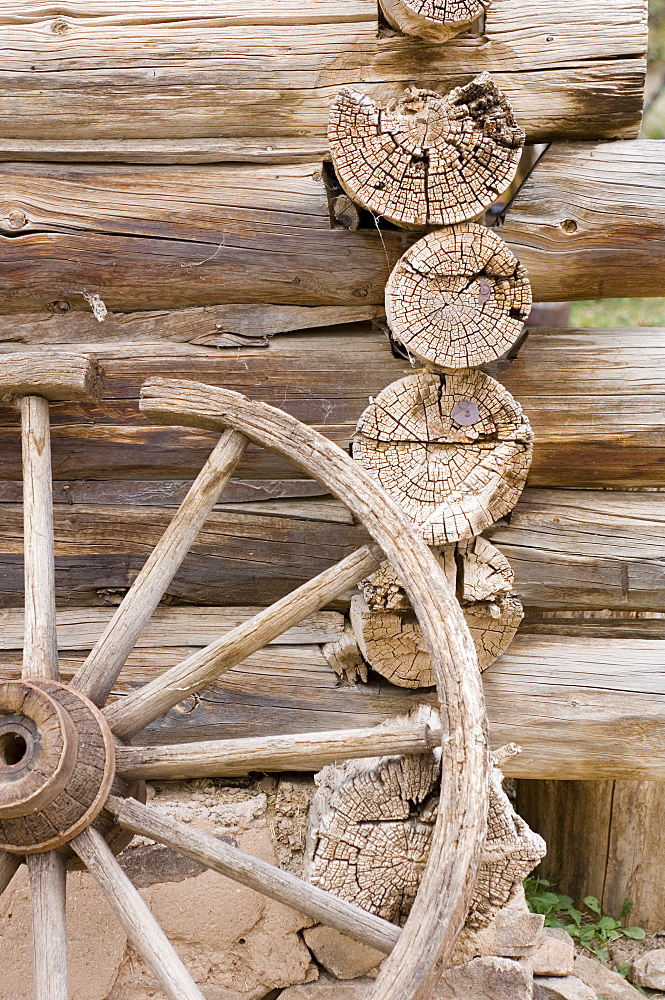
[0,634,660,778]
[0,607,345,649]
[0,488,660,609]
[498,140,665,300]
[0,325,663,486]
[3,142,665,308]
[0,0,646,145]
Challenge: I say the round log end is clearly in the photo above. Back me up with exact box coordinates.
[386,223,532,368]
[353,369,533,544]
[379,0,488,41]
[328,74,525,228]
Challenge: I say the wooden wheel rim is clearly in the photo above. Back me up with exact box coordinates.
[136,378,490,1000]
[0,365,489,1000]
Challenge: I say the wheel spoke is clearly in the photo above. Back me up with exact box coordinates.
[106,795,400,954]
[116,720,443,781]
[0,851,21,896]
[104,542,382,742]
[28,851,68,1000]
[21,396,58,681]
[71,429,247,706]
[72,826,205,1000]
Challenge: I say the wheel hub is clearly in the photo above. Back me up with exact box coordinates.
[0,679,115,853]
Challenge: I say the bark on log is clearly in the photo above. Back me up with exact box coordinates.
[385,224,531,368]
[379,0,487,42]
[329,76,524,228]
[0,0,647,145]
[353,369,532,543]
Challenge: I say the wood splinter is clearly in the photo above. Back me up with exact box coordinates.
[353,368,533,545]
[379,0,490,42]
[386,223,532,368]
[328,74,525,229]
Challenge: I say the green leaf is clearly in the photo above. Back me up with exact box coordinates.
[622,926,646,940]
[593,947,610,964]
[620,898,634,920]
[584,896,602,915]
[616,962,631,978]
[598,916,620,930]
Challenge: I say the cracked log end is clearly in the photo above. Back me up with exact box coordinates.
[350,592,523,686]
[386,223,532,368]
[306,709,546,935]
[379,0,489,42]
[328,74,525,229]
[353,369,533,544]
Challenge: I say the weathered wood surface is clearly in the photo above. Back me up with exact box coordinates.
[0,327,663,487]
[497,140,665,301]
[3,142,665,309]
[0,0,646,146]
[0,487,661,609]
[0,635,661,780]
[518,779,665,929]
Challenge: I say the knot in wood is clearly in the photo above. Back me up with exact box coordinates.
[379,0,489,42]
[328,74,525,229]
[385,223,532,368]
[0,680,115,853]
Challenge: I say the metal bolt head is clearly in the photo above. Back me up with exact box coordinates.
[452,399,480,426]
[7,210,26,230]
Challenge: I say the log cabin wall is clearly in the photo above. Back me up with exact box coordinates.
[0,0,663,926]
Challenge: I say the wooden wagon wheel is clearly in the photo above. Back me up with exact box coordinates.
[0,356,490,1000]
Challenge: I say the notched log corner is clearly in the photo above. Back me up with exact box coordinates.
[305,708,545,939]
[328,74,524,229]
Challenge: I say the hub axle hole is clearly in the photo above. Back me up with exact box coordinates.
[0,731,28,767]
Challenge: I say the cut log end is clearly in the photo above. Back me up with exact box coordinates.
[386,223,532,368]
[353,368,533,544]
[329,74,525,229]
[306,709,545,937]
[379,0,489,42]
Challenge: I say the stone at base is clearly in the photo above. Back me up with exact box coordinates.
[436,956,532,999]
[278,972,375,998]
[631,947,665,990]
[533,975,597,999]
[531,929,575,976]
[302,925,383,979]
[573,954,644,999]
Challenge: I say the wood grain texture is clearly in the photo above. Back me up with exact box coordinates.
[0,326,662,488]
[115,720,442,780]
[20,396,58,680]
[71,428,247,706]
[519,779,665,931]
[91,634,665,781]
[0,634,661,779]
[498,140,665,301]
[0,0,646,145]
[27,851,68,1000]
[3,141,665,310]
[0,488,660,610]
